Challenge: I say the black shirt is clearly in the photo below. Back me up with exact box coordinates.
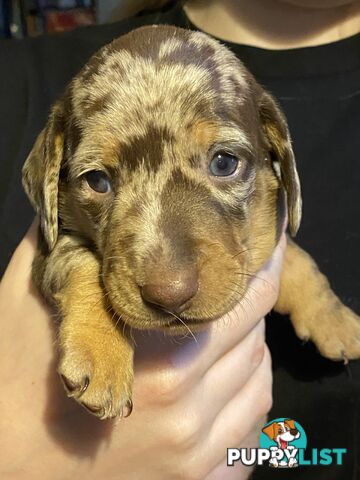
[0,3,359,478]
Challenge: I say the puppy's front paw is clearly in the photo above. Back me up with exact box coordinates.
[58,330,134,419]
[293,302,360,361]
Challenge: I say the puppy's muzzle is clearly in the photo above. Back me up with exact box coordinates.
[141,266,199,315]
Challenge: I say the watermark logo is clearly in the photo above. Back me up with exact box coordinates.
[260,418,306,468]
[227,417,347,469]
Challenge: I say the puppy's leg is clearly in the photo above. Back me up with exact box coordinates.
[275,238,360,361]
[34,235,134,419]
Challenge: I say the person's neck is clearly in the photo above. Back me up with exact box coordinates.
[183,0,360,49]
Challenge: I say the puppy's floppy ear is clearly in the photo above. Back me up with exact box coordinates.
[259,91,302,236]
[285,419,297,430]
[262,422,277,440]
[22,101,65,251]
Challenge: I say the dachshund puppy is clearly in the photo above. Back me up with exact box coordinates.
[22,25,360,419]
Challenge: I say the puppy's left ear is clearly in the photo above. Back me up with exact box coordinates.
[259,91,302,236]
[262,422,277,440]
[22,101,65,250]
[285,419,297,430]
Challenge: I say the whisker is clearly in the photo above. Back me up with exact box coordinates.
[234,272,277,291]
[129,326,137,347]
[226,288,250,322]
[232,247,254,259]
[230,280,266,304]
[162,309,198,344]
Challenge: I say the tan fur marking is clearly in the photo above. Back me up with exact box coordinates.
[57,258,134,419]
[264,122,286,157]
[276,240,360,360]
[191,120,219,149]
[262,422,277,440]
[285,419,297,430]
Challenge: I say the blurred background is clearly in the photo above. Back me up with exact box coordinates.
[0,0,155,38]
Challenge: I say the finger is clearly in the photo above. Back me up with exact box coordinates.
[196,346,272,472]
[15,217,39,262]
[205,426,261,480]
[1,217,39,285]
[191,320,266,428]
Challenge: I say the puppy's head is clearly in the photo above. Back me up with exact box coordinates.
[23,25,301,331]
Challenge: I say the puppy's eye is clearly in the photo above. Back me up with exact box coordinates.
[84,170,111,193]
[209,152,238,177]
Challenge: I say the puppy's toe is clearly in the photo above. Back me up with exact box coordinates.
[317,306,360,361]
[58,336,134,419]
[78,372,133,419]
[81,396,132,419]
[60,373,90,398]
[294,303,360,361]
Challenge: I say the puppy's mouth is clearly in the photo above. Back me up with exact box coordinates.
[103,250,249,333]
[103,266,250,333]
[109,287,244,335]
[280,439,288,450]
[160,315,209,335]
[128,303,212,332]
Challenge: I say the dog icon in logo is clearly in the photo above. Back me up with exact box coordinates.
[262,419,301,468]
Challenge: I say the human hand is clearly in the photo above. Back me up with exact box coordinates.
[0,219,286,480]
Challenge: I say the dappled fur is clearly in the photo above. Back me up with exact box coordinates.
[23,25,360,419]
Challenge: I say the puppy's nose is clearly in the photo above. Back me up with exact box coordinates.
[141,270,198,313]
[290,429,298,436]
